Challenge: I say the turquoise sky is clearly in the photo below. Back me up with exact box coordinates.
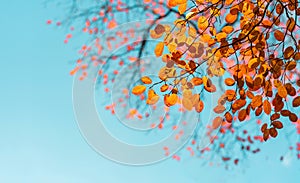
[0,1,299,183]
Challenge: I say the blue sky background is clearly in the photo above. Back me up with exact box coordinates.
[0,0,300,183]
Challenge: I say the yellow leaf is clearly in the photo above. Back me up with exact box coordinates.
[188,27,197,38]
[167,42,177,53]
[178,2,187,14]
[198,16,209,31]
[202,76,208,87]
[186,12,197,20]
[132,85,146,95]
[216,32,227,42]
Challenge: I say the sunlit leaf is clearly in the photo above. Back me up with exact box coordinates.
[198,16,209,31]
[141,76,152,84]
[132,85,146,95]
[164,94,178,107]
[155,42,164,57]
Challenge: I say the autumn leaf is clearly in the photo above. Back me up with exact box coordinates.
[178,2,187,14]
[285,61,297,71]
[160,84,169,92]
[146,89,159,105]
[251,95,262,108]
[132,85,146,95]
[224,78,235,86]
[225,13,237,24]
[263,100,271,115]
[269,128,278,138]
[289,113,298,122]
[284,46,294,59]
[168,0,187,7]
[164,94,178,107]
[272,121,283,129]
[224,112,233,123]
[155,42,164,57]
[141,76,152,84]
[182,97,193,111]
[195,100,204,113]
[198,16,208,31]
[274,30,284,41]
[222,26,234,34]
[212,116,223,129]
[292,96,300,107]
[263,129,269,141]
[190,77,203,86]
[213,105,226,114]
[277,85,287,98]
[261,123,268,133]
[248,58,260,69]
[238,109,247,121]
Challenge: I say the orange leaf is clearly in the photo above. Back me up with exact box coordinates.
[155,42,164,57]
[261,123,268,132]
[262,19,272,27]
[263,100,271,115]
[224,78,235,86]
[248,58,260,69]
[274,30,284,41]
[164,94,178,107]
[238,109,247,121]
[222,26,234,34]
[168,0,187,7]
[278,85,287,98]
[132,85,146,95]
[212,116,223,129]
[146,89,160,105]
[251,95,262,108]
[198,16,209,31]
[214,105,226,114]
[224,112,233,123]
[178,2,187,14]
[225,13,237,24]
[190,77,203,86]
[195,100,204,113]
[160,84,169,92]
[182,97,193,111]
[141,76,152,84]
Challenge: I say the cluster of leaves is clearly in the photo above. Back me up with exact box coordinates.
[49,0,300,165]
[132,0,300,142]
